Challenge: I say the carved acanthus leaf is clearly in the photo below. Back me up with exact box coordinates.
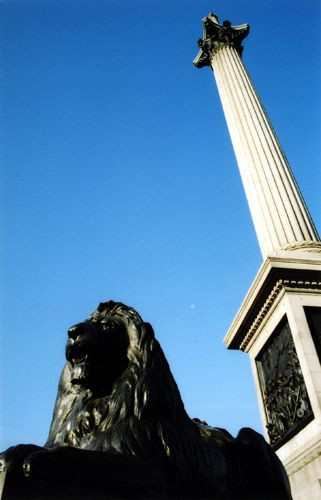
[194,13,249,68]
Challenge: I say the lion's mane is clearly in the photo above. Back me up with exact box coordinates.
[45,301,219,495]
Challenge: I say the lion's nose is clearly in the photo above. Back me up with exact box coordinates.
[68,321,97,341]
[68,323,86,339]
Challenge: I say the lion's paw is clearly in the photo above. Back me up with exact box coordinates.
[0,445,42,474]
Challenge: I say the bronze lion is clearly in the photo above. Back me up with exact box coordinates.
[0,301,291,499]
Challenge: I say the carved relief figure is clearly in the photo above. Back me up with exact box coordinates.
[257,319,313,446]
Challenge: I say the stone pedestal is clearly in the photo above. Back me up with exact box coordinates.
[224,250,321,498]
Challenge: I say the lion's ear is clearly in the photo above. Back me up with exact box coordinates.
[139,322,154,347]
[143,322,155,338]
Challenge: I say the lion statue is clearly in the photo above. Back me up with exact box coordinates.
[0,301,291,499]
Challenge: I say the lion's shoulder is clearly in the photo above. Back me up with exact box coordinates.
[193,418,233,448]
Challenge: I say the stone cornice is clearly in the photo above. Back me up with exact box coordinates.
[193,13,249,68]
[240,279,321,351]
[224,256,321,350]
[239,280,284,351]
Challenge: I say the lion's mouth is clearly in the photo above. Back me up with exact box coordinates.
[67,346,94,385]
[67,343,107,386]
[71,354,88,366]
[70,356,88,384]
[66,340,94,366]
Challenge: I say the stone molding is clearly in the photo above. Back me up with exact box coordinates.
[286,438,321,476]
[282,241,321,253]
[240,279,321,351]
[225,255,321,350]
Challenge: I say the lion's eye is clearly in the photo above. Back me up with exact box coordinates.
[101,321,115,331]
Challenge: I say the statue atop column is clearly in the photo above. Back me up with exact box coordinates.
[194,13,249,68]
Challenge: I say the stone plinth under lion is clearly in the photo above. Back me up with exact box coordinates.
[0,301,292,499]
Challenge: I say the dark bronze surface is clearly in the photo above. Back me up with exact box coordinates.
[1,301,291,499]
[256,317,313,448]
[193,13,249,68]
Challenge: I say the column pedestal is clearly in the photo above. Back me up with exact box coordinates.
[224,250,321,499]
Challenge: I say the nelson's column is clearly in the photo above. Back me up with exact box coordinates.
[194,13,321,500]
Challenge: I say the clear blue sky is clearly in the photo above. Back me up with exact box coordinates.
[1,0,320,450]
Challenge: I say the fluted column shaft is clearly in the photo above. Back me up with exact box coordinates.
[210,45,319,257]
[194,14,320,259]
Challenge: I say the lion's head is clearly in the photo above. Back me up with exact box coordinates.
[65,303,130,396]
[46,301,210,491]
[46,302,195,461]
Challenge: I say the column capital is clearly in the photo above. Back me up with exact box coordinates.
[193,13,249,68]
